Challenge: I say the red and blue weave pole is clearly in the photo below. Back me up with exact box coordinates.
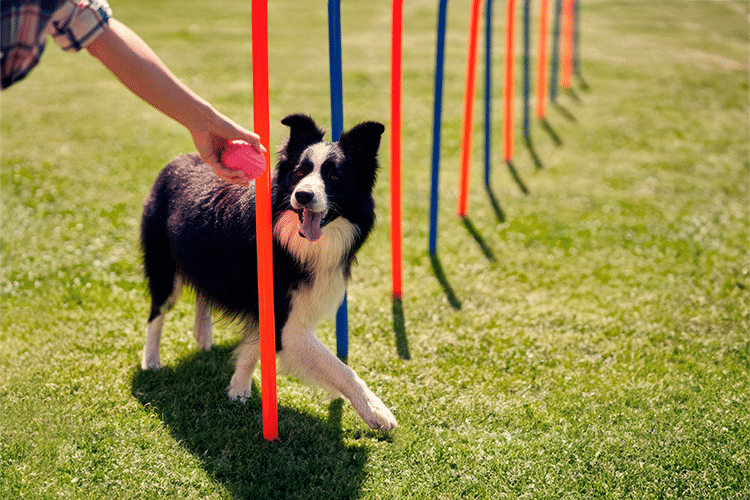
[457,0,483,219]
[391,0,403,299]
[328,0,348,360]
[251,0,278,442]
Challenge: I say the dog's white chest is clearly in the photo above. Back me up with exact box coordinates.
[274,211,357,328]
[290,269,347,329]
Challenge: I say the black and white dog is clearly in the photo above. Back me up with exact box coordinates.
[139,114,397,431]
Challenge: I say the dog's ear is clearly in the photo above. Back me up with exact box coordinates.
[338,121,385,190]
[338,121,385,160]
[280,114,326,163]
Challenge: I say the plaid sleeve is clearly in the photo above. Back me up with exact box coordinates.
[1,0,62,89]
[50,0,112,52]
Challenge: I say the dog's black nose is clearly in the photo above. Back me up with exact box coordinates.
[295,191,314,205]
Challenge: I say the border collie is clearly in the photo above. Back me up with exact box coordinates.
[139,114,397,431]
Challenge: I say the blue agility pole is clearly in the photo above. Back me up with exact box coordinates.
[522,0,531,142]
[549,0,562,103]
[483,0,493,189]
[329,1,343,139]
[428,0,449,257]
[328,0,348,359]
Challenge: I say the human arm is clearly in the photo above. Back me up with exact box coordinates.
[85,18,264,185]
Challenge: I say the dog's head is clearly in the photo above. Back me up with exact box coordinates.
[275,114,384,242]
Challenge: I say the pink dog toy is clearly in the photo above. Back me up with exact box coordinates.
[221,140,266,180]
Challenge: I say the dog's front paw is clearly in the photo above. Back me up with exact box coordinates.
[227,384,253,403]
[365,401,398,431]
[141,353,162,371]
[354,388,398,431]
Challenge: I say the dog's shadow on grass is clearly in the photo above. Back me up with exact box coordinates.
[131,345,373,500]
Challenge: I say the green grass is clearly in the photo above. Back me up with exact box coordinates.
[1,0,748,498]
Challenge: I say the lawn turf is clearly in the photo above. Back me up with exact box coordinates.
[1,0,748,498]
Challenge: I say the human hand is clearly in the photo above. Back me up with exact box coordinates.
[86,19,266,185]
[190,116,267,186]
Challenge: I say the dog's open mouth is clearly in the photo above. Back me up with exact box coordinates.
[297,209,326,242]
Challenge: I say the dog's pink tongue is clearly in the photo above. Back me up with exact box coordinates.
[300,209,324,241]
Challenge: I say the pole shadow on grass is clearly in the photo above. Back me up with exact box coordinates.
[506,160,530,195]
[484,182,506,223]
[553,102,577,123]
[540,118,563,146]
[523,135,544,170]
[461,217,497,263]
[575,73,590,92]
[392,296,410,360]
[565,87,582,104]
[570,60,590,93]
[131,345,372,500]
[429,254,461,310]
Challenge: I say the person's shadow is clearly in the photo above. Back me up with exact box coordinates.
[131,345,373,499]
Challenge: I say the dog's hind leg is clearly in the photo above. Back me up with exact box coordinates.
[142,274,182,370]
[227,329,261,402]
[279,327,398,431]
[194,293,213,351]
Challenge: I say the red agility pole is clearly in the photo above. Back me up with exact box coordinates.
[561,0,574,89]
[390,0,403,299]
[535,0,550,119]
[457,0,483,219]
[251,0,278,442]
[503,0,517,162]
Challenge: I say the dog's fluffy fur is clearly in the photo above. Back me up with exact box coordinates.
[139,114,396,431]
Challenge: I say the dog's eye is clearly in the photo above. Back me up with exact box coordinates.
[295,170,304,178]
[329,173,340,182]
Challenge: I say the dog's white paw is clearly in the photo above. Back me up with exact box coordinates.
[193,310,213,351]
[141,353,162,371]
[227,384,253,403]
[355,389,398,431]
[195,334,212,351]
